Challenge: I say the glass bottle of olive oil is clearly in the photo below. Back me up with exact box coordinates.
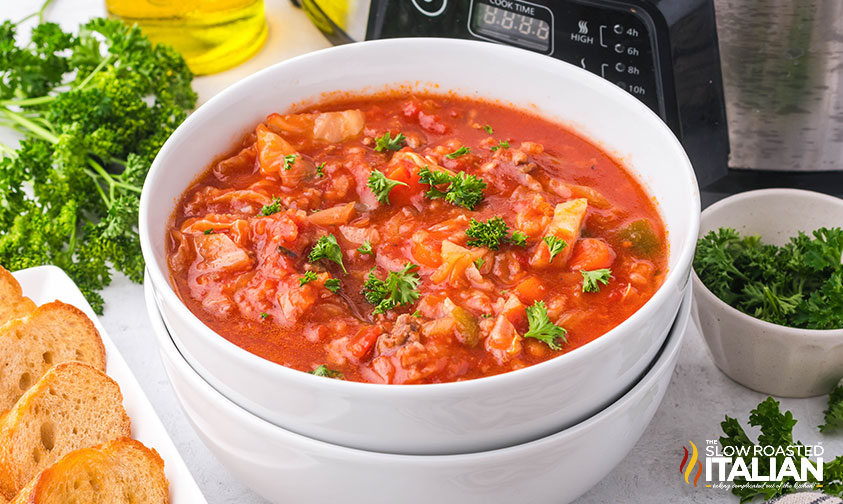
[105,0,268,76]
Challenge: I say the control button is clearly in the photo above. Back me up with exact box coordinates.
[613,24,624,35]
[614,43,625,54]
[615,62,626,73]
[411,0,447,17]
[599,25,608,48]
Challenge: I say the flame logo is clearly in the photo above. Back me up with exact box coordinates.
[679,441,703,486]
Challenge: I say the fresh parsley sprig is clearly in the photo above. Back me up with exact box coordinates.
[299,271,318,286]
[581,268,612,293]
[523,300,567,350]
[466,217,528,250]
[324,278,341,293]
[362,262,421,315]
[418,166,486,210]
[374,132,406,152]
[308,234,347,274]
[490,140,510,151]
[282,153,298,171]
[542,236,567,263]
[445,146,470,159]
[821,381,843,433]
[260,197,282,216]
[309,365,344,379]
[357,240,373,255]
[367,170,407,205]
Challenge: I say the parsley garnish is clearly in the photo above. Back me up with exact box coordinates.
[309,365,344,379]
[203,229,215,235]
[260,312,269,319]
[445,146,470,159]
[283,153,298,171]
[465,217,527,250]
[490,140,510,151]
[581,268,612,293]
[716,397,843,501]
[510,230,528,247]
[474,257,486,268]
[543,236,567,263]
[374,132,406,152]
[357,240,373,255]
[316,162,325,177]
[299,271,318,286]
[483,124,494,135]
[308,234,347,273]
[694,227,843,329]
[821,381,843,433]
[362,263,421,315]
[418,167,486,210]
[324,278,341,293]
[524,300,567,350]
[367,170,407,205]
[260,197,282,216]
[446,172,486,210]
[411,310,421,318]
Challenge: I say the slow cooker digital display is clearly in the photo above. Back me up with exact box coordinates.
[469,0,554,54]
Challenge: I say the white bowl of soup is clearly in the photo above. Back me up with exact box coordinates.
[145,273,692,504]
[139,38,699,455]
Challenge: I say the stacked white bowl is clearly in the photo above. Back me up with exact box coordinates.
[139,39,700,503]
[144,275,692,504]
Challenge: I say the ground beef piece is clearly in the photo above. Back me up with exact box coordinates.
[377,314,421,355]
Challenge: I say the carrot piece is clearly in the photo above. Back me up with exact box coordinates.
[411,231,442,268]
[568,238,615,271]
[348,326,382,360]
[513,276,546,305]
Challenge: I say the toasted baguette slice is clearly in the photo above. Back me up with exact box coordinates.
[0,362,131,500]
[10,438,168,504]
[0,266,35,327]
[0,301,106,413]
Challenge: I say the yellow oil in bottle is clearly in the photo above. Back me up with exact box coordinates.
[105,0,268,76]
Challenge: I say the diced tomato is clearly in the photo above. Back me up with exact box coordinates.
[386,162,426,207]
[569,238,615,271]
[348,326,382,360]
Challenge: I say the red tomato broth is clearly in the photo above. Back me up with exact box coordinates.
[167,94,668,384]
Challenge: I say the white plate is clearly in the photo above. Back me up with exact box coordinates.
[12,265,207,503]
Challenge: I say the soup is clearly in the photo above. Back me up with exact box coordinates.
[167,94,668,384]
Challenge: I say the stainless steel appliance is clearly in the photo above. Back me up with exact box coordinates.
[293,0,843,202]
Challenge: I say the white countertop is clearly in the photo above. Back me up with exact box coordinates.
[3,1,842,503]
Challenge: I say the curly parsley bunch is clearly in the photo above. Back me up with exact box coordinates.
[0,7,196,312]
[694,227,843,329]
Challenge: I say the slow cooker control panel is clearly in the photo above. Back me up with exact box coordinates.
[367,0,665,118]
